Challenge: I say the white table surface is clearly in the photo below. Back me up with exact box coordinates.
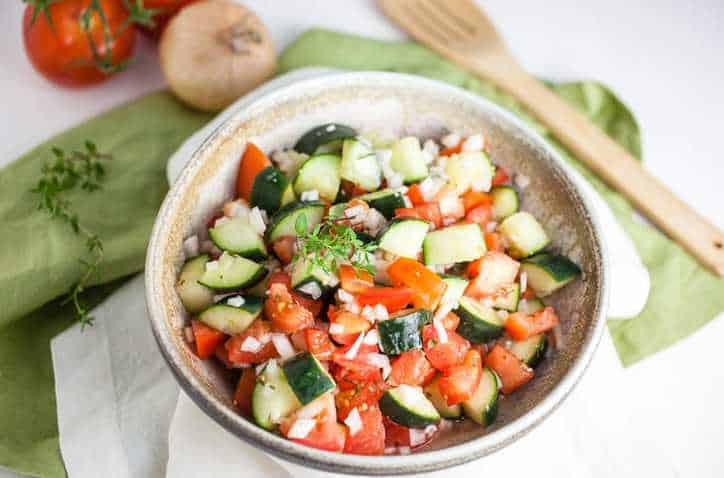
[1,1,723,477]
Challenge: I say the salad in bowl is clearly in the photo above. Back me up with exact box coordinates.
[174,122,582,456]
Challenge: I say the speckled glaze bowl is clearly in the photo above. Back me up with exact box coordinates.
[145,72,608,475]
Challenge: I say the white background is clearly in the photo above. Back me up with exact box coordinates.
[1,1,723,477]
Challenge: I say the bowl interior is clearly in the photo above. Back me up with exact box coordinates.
[146,72,606,474]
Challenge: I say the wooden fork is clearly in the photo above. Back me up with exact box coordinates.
[378,0,724,277]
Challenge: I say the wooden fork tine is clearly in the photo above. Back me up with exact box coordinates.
[415,0,472,41]
[379,0,459,45]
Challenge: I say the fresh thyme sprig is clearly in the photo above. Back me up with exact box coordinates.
[31,141,112,328]
[293,215,378,275]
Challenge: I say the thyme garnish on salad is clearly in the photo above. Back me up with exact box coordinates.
[293,214,378,275]
[31,141,111,328]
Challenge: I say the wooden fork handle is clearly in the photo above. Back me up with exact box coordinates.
[489,68,724,277]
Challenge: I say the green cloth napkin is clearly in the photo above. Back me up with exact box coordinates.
[0,28,721,478]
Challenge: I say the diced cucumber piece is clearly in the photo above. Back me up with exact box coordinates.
[198,252,267,291]
[197,295,263,335]
[390,137,428,184]
[282,352,336,405]
[293,154,341,202]
[455,296,504,343]
[176,255,215,313]
[290,257,338,298]
[445,151,494,193]
[520,253,581,297]
[250,166,291,215]
[266,201,326,243]
[380,384,441,428]
[377,309,432,355]
[294,123,358,155]
[423,223,486,265]
[462,367,499,426]
[377,218,429,258]
[518,297,545,314]
[358,188,407,219]
[441,275,469,308]
[341,139,381,191]
[510,334,547,368]
[498,212,550,259]
[490,186,519,220]
[253,360,301,430]
[423,376,462,419]
[244,273,270,296]
[492,283,520,312]
[209,216,267,260]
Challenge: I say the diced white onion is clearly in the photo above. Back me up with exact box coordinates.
[326,124,336,132]
[184,326,194,343]
[344,408,363,436]
[386,173,403,188]
[259,333,272,345]
[552,324,565,350]
[520,271,528,293]
[471,177,490,192]
[298,281,322,300]
[398,446,411,455]
[486,221,498,233]
[374,304,388,321]
[337,289,355,303]
[271,333,296,359]
[462,133,484,152]
[423,139,440,158]
[344,205,366,218]
[224,199,250,218]
[514,173,530,189]
[227,295,245,307]
[344,332,366,359]
[424,424,438,437]
[240,336,261,353]
[363,329,379,345]
[342,302,361,314]
[200,240,220,256]
[182,235,199,258]
[249,207,267,234]
[496,309,509,320]
[361,305,376,321]
[214,216,230,227]
[441,132,461,148]
[438,195,461,216]
[364,352,389,369]
[205,260,219,272]
[384,447,397,455]
[403,195,413,208]
[329,323,345,335]
[409,428,428,447]
[363,208,387,236]
[287,419,317,439]
[432,317,449,344]
[300,189,320,201]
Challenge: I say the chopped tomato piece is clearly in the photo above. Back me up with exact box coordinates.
[341,179,368,198]
[329,310,372,344]
[304,327,337,361]
[272,236,296,264]
[492,166,510,186]
[394,203,441,228]
[383,417,438,449]
[332,342,383,389]
[232,368,256,416]
[343,403,386,455]
[484,232,505,252]
[406,183,425,206]
[462,191,492,212]
[267,271,324,317]
[438,349,483,405]
[441,311,461,331]
[388,350,435,386]
[357,287,413,312]
[237,142,271,201]
[226,320,278,364]
[290,330,307,351]
[505,307,559,341]
[280,394,346,452]
[486,344,534,394]
[522,288,537,300]
[335,381,385,420]
[465,203,493,226]
[387,257,448,310]
[466,257,483,278]
[422,325,470,371]
[439,141,463,157]
[215,341,233,368]
[433,185,465,220]
[265,283,315,334]
[339,264,374,294]
[465,252,520,298]
[191,320,226,359]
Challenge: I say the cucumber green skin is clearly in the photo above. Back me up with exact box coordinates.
[379,389,441,428]
[252,362,301,430]
[377,309,431,355]
[512,335,548,368]
[176,255,215,314]
[294,123,358,155]
[293,154,342,202]
[455,299,504,343]
[282,352,336,405]
[462,368,498,426]
[492,283,520,312]
[250,166,289,215]
[197,299,262,335]
[521,253,581,296]
[440,275,469,307]
[358,189,407,219]
[266,200,326,243]
[423,376,462,419]
[208,220,268,261]
[376,218,430,259]
[491,186,519,220]
[198,259,268,292]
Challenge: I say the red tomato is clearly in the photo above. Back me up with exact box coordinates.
[332,343,383,389]
[338,264,374,294]
[329,310,371,344]
[356,287,414,312]
[225,320,278,364]
[462,191,492,212]
[343,403,386,455]
[383,417,438,449]
[484,232,505,252]
[439,142,463,157]
[341,179,369,198]
[237,143,271,201]
[387,257,448,310]
[406,183,425,206]
[466,257,483,278]
[267,272,324,317]
[438,349,483,405]
[394,203,441,229]
[389,350,435,386]
[522,288,538,300]
[265,283,315,334]
[304,328,337,361]
[22,0,136,87]
[465,252,520,298]
[191,320,226,359]
[335,382,385,420]
[422,325,470,371]
[232,368,256,416]
[272,236,296,264]
[440,311,461,331]
[485,344,534,394]
[465,203,493,226]
[280,394,346,452]
[505,307,559,341]
[492,166,510,186]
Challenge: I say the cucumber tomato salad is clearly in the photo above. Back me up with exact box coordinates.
[175,124,581,455]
